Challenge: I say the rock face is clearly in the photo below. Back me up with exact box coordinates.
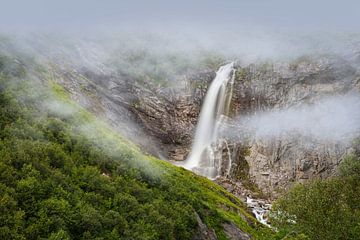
[244,138,350,196]
[127,70,215,160]
[47,67,171,158]
[132,55,359,198]
[50,54,360,198]
[48,62,215,160]
[226,56,359,197]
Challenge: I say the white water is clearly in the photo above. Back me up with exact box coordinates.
[224,139,232,176]
[246,197,272,227]
[183,62,235,178]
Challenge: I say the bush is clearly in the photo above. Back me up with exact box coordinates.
[271,152,360,240]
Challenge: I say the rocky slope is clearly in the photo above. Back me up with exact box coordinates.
[47,53,360,198]
[118,55,360,198]
[227,56,360,197]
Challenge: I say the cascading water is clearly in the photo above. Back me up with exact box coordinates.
[246,197,272,227]
[183,62,235,179]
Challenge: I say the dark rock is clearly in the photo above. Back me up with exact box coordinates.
[299,159,311,171]
[223,222,251,240]
[192,212,217,240]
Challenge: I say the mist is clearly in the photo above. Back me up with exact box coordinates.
[1,0,360,159]
[1,0,360,69]
[227,93,360,144]
[2,0,360,32]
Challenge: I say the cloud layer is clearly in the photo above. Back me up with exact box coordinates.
[230,94,360,143]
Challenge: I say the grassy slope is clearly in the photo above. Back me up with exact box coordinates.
[0,55,275,239]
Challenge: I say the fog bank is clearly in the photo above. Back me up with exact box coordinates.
[228,94,360,143]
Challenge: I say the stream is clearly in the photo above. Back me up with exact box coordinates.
[246,197,272,227]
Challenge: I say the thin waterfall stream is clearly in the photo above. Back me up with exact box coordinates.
[183,62,235,179]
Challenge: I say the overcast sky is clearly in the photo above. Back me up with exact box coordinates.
[1,0,360,33]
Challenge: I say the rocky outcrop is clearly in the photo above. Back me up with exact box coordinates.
[47,63,214,160]
[244,137,350,196]
[130,86,198,159]
[128,70,215,160]
[47,67,172,158]
[192,212,254,240]
[192,213,217,240]
[222,222,251,240]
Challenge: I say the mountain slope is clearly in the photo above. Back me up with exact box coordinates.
[0,54,274,239]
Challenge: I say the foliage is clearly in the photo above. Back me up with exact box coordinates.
[0,55,273,239]
[271,153,360,240]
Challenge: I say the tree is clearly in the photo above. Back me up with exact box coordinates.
[271,153,360,240]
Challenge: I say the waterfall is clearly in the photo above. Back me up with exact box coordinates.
[224,139,232,176]
[183,62,235,179]
[246,197,272,228]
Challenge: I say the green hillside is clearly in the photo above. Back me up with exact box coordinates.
[0,56,274,239]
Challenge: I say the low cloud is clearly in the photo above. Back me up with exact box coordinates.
[227,93,360,144]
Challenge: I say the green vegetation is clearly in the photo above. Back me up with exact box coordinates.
[0,55,273,239]
[271,153,360,240]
